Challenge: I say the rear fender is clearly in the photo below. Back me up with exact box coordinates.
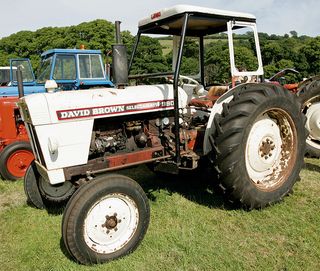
[297,75,320,94]
[203,85,246,155]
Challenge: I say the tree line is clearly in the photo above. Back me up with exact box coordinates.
[0,19,319,84]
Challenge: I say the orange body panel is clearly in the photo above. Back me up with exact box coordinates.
[0,97,29,151]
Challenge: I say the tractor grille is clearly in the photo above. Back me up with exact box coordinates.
[27,123,46,167]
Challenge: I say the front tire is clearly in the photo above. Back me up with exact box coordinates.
[210,83,306,209]
[62,174,150,265]
[24,161,45,209]
[24,161,76,209]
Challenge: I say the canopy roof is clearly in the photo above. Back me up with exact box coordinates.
[41,49,102,57]
[138,5,256,36]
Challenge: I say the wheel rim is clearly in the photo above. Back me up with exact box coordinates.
[6,149,34,178]
[245,109,297,191]
[303,96,320,149]
[84,193,139,254]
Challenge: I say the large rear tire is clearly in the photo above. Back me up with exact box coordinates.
[62,174,150,265]
[24,161,76,209]
[297,79,320,157]
[0,141,34,181]
[210,83,306,209]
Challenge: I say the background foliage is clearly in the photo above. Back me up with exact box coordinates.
[0,19,319,84]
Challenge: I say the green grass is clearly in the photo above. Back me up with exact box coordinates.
[0,159,320,271]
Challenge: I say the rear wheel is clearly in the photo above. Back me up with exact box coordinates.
[24,161,76,209]
[62,174,150,265]
[210,83,306,209]
[297,79,320,157]
[0,141,34,181]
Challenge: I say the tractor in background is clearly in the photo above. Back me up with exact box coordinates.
[268,68,320,157]
[0,49,113,180]
[0,58,43,180]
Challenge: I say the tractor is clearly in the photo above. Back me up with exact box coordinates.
[267,68,320,158]
[0,58,43,180]
[296,76,320,157]
[19,5,306,264]
[0,49,113,180]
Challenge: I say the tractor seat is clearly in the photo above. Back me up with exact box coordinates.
[189,85,228,108]
[189,95,220,108]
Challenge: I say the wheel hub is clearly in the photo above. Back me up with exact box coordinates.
[259,138,276,159]
[7,150,34,178]
[84,194,139,254]
[246,116,282,175]
[245,110,296,190]
[102,213,121,230]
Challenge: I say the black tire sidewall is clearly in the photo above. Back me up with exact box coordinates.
[24,160,45,209]
[214,84,306,208]
[38,176,76,203]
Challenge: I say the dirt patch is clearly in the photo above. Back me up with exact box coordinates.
[0,189,25,212]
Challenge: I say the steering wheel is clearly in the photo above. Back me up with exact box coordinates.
[178,75,200,86]
[167,75,200,86]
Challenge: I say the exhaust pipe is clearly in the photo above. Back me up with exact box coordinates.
[17,66,24,98]
[115,21,122,44]
[112,21,128,88]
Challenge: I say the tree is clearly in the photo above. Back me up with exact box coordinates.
[130,36,168,75]
[290,30,298,38]
[299,37,320,76]
[204,41,230,84]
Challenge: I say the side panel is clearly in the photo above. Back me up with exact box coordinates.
[34,119,93,170]
[0,98,18,140]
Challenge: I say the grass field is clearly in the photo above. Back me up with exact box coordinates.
[0,159,319,271]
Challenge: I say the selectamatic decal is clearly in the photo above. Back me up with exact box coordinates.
[56,100,174,120]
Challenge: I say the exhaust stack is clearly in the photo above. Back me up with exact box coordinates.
[17,67,24,98]
[112,21,128,88]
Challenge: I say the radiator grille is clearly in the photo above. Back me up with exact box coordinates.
[27,123,46,167]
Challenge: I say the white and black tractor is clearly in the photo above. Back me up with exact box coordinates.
[19,5,306,265]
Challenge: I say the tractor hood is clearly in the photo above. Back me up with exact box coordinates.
[19,84,188,126]
[0,85,45,97]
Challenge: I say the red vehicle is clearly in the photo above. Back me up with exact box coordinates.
[0,60,41,180]
[0,98,33,180]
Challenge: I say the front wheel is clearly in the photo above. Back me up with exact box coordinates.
[24,161,76,209]
[210,83,306,209]
[0,141,34,181]
[62,174,150,265]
